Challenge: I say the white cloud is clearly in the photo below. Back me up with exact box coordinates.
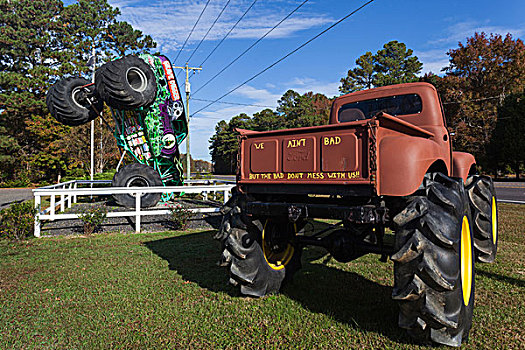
[287,77,340,97]
[187,77,339,159]
[109,0,332,55]
[414,49,449,75]
[429,20,525,46]
[416,20,525,75]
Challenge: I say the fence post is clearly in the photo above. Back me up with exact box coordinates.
[73,182,78,203]
[60,184,65,212]
[50,194,56,220]
[34,194,41,238]
[67,183,72,209]
[135,192,141,233]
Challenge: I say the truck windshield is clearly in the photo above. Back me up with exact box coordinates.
[338,93,422,122]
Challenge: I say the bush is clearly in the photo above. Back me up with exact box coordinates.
[0,201,36,240]
[169,203,192,230]
[0,170,31,188]
[78,204,108,235]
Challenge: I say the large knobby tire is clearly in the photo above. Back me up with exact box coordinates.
[95,55,157,110]
[46,77,102,126]
[392,173,475,347]
[112,163,162,208]
[466,175,498,263]
[214,192,303,297]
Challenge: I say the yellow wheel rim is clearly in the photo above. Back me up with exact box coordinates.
[460,216,473,306]
[492,197,497,245]
[262,220,296,271]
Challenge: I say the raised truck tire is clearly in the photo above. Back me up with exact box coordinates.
[95,55,157,110]
[215,191,303,297]
[46,77,102,126]
[466,175,498,263]
[392,173,475,347]
[112,163,162,208]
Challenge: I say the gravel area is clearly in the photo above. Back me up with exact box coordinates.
[40,198,224,237]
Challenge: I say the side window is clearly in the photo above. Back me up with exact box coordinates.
[338,94,422,122]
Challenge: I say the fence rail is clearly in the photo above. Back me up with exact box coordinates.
[33,179,235,237]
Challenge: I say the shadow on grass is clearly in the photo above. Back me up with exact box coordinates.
[143,230,239,296]
[476,268,525,288]
[144,230,412,344]
[282,246,409,344]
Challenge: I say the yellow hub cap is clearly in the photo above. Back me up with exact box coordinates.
[460,216,473,306]
[262,221,295,271]
[492,197,497,245]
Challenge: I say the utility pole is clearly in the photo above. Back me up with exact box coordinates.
[174,63,202,181]
[90,44,95,184]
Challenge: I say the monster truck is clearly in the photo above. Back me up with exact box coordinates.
[216,82,498,347]
[46,54,187,207]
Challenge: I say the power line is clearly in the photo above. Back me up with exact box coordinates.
[196,0,259,69]
[191,97,273,108]
[185,0,232,64]
[174,0,212,64]
[191,0,376,117]
[192,0,310,95]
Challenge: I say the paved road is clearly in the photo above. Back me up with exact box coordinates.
[1,180,523,210]
[0,188,34,209]
[494,182,525,204]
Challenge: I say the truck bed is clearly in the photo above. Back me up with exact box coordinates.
[237,120,372,187]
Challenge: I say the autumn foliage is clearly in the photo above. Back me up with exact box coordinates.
[211,34,525,176]
[430,33,525,173]
[0,0,155,186]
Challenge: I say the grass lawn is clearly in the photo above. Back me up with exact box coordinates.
[1,203,524,349]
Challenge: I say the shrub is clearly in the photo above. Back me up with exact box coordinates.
[169,203,192,230]
[78,204,108,235]
[0,201,36,240]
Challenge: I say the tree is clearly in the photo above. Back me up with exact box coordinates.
[0,0,156,185]
[209,115,251,174]
[339,51,375,93]
[276,90,330,128]
[489,92,525,178]
[0,0,66,183]
[374,41,423,87]
[249,109,286,131]
[61,0,156,67]
[209,90,332,174]
[437,33,525,167]
[339,41,422,94]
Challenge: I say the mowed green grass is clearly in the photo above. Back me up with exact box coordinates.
[0,204,523,349]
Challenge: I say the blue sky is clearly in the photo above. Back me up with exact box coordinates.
[93,0,524,160]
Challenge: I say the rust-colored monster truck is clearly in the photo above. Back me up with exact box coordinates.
[215,82,498,347]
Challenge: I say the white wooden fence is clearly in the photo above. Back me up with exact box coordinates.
[33,179,235,237]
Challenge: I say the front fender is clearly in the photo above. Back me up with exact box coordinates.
[377,136,448,196]
[452,152,476,182]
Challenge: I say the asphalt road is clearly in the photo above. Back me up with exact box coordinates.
[0,180,524,210]
[0,188,34,210]
[494,182,525,204]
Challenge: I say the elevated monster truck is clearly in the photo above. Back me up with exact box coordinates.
[46,54,187,207]
[216,82,498,347]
